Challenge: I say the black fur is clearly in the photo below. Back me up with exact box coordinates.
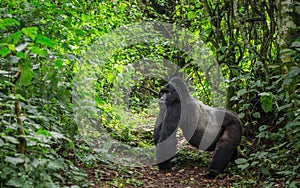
[153,77,242,178]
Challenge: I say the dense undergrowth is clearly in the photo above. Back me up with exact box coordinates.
[0,0,299,187]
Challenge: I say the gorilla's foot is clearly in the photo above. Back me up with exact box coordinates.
[157,160,172,170]
[158,168,171,174]
[203,169,220,179]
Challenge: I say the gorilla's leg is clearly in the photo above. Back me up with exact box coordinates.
[205,122,242,178]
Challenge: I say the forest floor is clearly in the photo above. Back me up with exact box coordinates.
[66,139,290,187]
[70,119,289,187]
[77,144,289,188]
[75,132,243,187]
[78,143,245,188]
[83,162,241,188]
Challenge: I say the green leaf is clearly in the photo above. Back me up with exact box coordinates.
[235,158,248,164]
[81,14,90,22]
[259,92,273,113]
[258,92,270,96]
[262,168,270,176]
[276,170,293,175]
[291,41,300,48]
[5,31,23,44]
[54,59,63,68]
[2,135,20,144]
[71,186,80,188]
[259,125,268,132]
[19,62,33,86]
[0,18,20,30]
[0,47,10,57]
[37,129,51,136]
[95,97,105,105]
[6,179,22,187]
[31,158,40,168]
[235,158,250,170]
[253,112,260,118]
[16,52,25,59]
[278,103,293,111]
[0,138,4,147]
[106,73,113,83]
[5,156,24,165]
[49,131,64,139]
[30,46,48,57]
[288,67,300,78]
[36,34,54,47]
[237,89,247,98]
[15,94,25,101]
[237,163,250,170]
[114,64,124,73]
[22,27,38,40]
[48,160,64,170]
[187,11,196,20]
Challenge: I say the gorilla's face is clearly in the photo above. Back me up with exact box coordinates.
[158,84,180,106]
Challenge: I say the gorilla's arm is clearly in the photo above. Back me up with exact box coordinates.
[155,103,180,169]
[154,102,166,145]
[153,123,162,145]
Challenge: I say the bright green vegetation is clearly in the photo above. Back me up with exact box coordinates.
[0,1,299,187]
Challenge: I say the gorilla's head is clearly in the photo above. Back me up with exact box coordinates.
[158,77,192,106]
[158,83,180,106]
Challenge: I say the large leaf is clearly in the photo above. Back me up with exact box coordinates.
[288,67,300,78]
[19,62,33,86]
[5,31,23,44]
[6,179,22,187]
[30,46,48,57]
[48,159,64,170]
[54,59,63,69]
[22,27,38,40]
[36,34,54,48]
[0,138,4,147]
[37,129,51,136]
[2,135,20,144]
[187,11,196,20]
[259,92,273,113]
[235,158,250,170]
[0,18,20,30]
[0,47,10,57]
[5,156,24,165]
[49,131,64,139]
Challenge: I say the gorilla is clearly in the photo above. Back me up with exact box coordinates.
[153,77,242,178]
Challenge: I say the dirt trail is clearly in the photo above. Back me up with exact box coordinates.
[85,163,241,187]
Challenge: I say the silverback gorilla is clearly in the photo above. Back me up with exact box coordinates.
[153,77,242,178]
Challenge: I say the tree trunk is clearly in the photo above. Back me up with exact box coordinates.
[276,0,299,49]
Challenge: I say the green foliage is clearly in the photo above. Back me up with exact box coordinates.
[0,0,299,187]
[230,47,300,186]
[259,92,273,113]
[173,147,210,168]
[0,0,142,187]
